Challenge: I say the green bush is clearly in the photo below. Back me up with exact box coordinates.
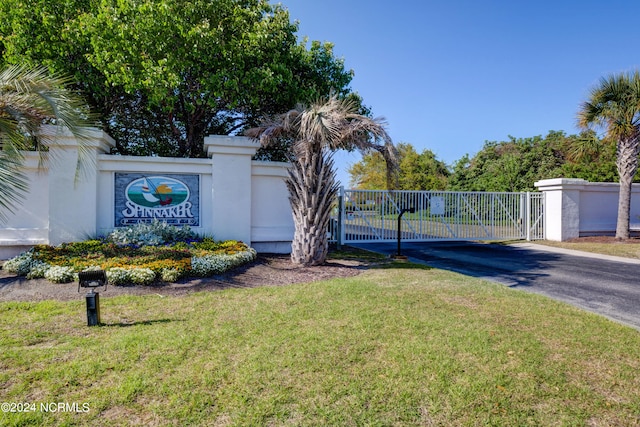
[44,266,75,284]
[3,251,36,276]
[160,268,181,282]
[107,220,197,246]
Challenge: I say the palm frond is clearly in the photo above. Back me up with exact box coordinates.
[578,71,640,140]
[0,152,29,222]
[0,64,98,220]
[246,94,399,263]
[246,94,399,187]
[566,133,604,162]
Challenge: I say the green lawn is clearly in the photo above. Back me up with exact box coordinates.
[532,240,640,260]
[1,266,640,426]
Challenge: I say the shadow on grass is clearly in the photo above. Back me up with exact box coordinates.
[102,318,182,328]
[372,261,433,270]
[328,244,388,263]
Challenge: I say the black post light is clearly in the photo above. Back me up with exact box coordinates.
[393,206,415,260]
[78,270,107,326]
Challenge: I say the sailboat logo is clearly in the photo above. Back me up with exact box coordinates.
[125,176,189,208]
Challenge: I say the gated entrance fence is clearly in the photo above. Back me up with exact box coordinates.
[331,189,544,244]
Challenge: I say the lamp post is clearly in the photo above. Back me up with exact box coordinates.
[392,206,415,260]
[78,270,107,326]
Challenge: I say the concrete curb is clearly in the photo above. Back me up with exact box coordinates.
[511,242,640,265]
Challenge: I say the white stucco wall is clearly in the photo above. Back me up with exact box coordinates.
[0,128,294,258]
[206,135,258,244]
[44,126,115,246]
[535,178,640,240]
[0,153,50,259]
[251,161,294,253]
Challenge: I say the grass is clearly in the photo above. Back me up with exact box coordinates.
[2,265,640,426]
[532,239,640,260]
[327,244,388,263]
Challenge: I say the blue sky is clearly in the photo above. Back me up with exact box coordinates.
[282,0,640,186]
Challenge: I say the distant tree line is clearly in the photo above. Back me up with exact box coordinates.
[349,130,630,192]
[348,143,449,190]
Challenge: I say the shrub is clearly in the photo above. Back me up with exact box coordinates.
[106,268,130,286]
[3,222,257,285]
[107,220,196,246]
[3,251,35,276]
[26,261,51,279]
[104,267,157,286]
[82,265,104,272]
[57,240,105,255]
[128,268,156,285]
[44,266,75,283]
[191,248,257,276]
[192,238,247,253]
[161,268,181,282]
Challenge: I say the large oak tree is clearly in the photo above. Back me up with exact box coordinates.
[0,0,353,157]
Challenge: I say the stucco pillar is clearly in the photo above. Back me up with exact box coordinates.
[205,136,259,244]
[534,178,586,241]
[43,126,115,245]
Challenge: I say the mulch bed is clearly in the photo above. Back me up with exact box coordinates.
[0,254,367,302]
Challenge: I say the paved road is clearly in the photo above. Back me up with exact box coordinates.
[353,241,640,330]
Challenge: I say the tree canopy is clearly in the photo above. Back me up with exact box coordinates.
[348,143,449,190]
[0,0,354,157]
[447,131,622,192]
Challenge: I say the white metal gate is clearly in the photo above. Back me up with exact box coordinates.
[332,189,544,244]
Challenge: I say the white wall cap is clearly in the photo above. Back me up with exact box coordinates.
[98,154,212,173]
[39,125,115,152]
[534,178,588,190]
[252,161,290,177]
[204,135,259,157]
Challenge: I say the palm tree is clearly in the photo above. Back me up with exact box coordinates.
[0,64,96,221]
[578,71,640,239]
[247,95,398,266]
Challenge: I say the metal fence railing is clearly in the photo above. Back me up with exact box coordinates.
[330,188,545,244]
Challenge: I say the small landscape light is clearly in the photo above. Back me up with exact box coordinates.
[78,270,107,326]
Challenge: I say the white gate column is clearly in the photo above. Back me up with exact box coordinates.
[44,126,114,245]
[205,136,259,244]
[534,178,585,241]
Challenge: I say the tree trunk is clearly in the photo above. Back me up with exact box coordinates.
[286,150,339,266]
[615,136,640,240]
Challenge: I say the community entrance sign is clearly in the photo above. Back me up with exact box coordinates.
[334,189,544,244]
[115,173,200,227]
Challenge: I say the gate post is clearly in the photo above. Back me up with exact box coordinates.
[337,186,344,249]
[205,136,259,244]
[43,126,115,246]
[534,178,585,241]
[525,192,531,241]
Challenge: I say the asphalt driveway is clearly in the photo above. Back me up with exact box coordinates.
[353,241,640,331]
